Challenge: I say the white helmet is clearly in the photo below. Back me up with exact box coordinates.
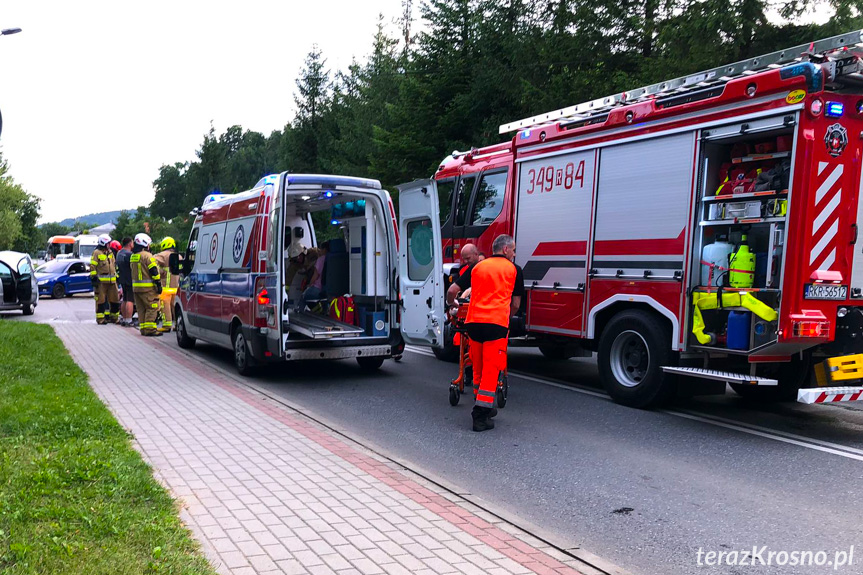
[134,233,153,248]
[97,234,112,248]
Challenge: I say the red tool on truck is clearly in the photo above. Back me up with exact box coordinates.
[398,30,863,407]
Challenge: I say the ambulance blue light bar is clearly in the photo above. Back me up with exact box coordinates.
[826,101,844,117]
[285,174,381,190]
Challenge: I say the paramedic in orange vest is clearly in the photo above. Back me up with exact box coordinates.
[447,234,523,432]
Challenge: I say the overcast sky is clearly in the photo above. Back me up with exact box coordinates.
[1,0,406,223]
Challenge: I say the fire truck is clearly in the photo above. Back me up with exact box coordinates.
[397,31,863,408]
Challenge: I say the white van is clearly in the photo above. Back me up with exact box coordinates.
[173,173,407,374]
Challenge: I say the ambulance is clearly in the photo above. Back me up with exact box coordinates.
[173,173,405,375]
[402,31,863,407]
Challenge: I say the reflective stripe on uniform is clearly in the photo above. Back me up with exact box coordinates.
[133,281,154,288]
[98,254,107,261]
[98,277,116,282]
[150,303,158,308]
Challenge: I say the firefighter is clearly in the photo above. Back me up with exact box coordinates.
[130,233,163,337]
[89,234,121,324]
[447,234,523,432]
[154,236,179,332]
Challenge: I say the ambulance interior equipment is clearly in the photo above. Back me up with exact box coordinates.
[280,190,393,342]
[689,126,794,353]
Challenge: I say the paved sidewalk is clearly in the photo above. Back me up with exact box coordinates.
[55,324,593,575]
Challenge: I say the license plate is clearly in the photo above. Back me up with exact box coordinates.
[804,284,848,300]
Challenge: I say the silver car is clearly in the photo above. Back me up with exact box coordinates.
[0,251,38,315]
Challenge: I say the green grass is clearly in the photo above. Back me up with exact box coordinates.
[0,322,217,575]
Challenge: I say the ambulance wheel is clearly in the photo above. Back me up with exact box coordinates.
[432,324,459,362]
[357,356,385,371]
[449,385,460,406]
[232,328,255,376]
[52,284,65,299]
[598,310,676,409]
[175,312,196,349]
[496,375,508,408]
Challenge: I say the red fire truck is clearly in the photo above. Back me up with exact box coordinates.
[397,31,863,408]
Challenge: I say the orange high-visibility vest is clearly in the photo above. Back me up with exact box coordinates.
[465,256,517,328]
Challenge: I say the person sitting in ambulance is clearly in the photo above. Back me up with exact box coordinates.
[297,241,329,312]
[285,230,308,295]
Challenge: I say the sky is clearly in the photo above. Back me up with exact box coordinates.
[0,0,407,223]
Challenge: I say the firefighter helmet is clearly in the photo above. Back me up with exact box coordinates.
[134,233,153,248]
[160,236,176,251]
[109,240,122,253]
[97,234,112,248]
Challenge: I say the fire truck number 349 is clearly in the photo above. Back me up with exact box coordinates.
[526,161,585,194]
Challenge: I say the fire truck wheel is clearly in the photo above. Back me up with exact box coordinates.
[729,354,811,402]
[539,344,571,361]
[232,328,255,376]
[175,312,196,349]
[357,356,385,371]
[598,310,676,408]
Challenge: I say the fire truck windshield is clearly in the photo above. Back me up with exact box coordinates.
[437,179,455,226]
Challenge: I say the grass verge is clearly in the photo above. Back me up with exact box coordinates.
[0,321,216,575]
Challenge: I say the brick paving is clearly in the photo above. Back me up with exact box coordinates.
[55,324,591,575]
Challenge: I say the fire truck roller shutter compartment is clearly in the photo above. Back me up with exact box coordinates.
[515,149,596,335]
[592,132,696,280]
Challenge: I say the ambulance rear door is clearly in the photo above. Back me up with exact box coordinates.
[397,179,446,347]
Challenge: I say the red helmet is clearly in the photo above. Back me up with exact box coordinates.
[109,240,122,252]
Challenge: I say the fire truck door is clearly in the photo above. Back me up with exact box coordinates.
[397,179,446,347]
[515,150,597,335]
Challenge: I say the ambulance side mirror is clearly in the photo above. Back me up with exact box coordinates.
[169,252,182,276]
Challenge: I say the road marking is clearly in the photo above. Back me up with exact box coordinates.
[406,346,863,463]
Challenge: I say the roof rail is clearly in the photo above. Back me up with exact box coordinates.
[499,30,863,134]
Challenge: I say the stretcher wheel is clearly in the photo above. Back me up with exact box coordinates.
[449,384,460,406]
[496,374,508,409]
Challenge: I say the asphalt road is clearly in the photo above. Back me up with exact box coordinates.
[11,297,863,575]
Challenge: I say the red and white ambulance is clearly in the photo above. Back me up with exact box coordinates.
[174,173,404,374]
[401,31,863,407]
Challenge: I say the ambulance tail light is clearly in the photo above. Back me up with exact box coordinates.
[254,277,270,326]
[792,320,830,338]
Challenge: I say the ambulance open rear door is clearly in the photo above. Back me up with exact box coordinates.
[397,179,446,347]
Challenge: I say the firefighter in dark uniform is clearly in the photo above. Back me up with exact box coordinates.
[130,233,163,337]
[89,234,121,324]
[446,234,524,431]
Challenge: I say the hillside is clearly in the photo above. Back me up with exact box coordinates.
[56,210,134,227]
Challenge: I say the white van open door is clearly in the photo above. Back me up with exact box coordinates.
[397,179,446,347]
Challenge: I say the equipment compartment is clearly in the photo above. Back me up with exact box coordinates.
[687,118,795,353]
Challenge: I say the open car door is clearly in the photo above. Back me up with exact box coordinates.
[397,179,445,347]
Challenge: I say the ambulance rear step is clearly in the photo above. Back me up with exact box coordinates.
[797,386,863,404]
[285,312,365,340]
[661,366,778,386]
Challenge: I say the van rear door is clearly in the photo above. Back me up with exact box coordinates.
[397,179,446,347]
[264,177,285,356]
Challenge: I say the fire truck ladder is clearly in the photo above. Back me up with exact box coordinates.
[499,29,863,134]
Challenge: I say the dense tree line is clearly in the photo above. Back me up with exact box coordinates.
[131,0,861,247]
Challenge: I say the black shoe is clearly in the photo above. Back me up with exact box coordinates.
[488,408,498,418]
[471,406,495,432]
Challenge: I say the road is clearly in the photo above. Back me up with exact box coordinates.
[9,297,863,575]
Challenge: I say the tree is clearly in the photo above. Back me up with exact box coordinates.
[0,153,41,253]
[286,46,332,173]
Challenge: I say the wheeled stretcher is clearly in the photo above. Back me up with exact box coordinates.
[447,298,508,408]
